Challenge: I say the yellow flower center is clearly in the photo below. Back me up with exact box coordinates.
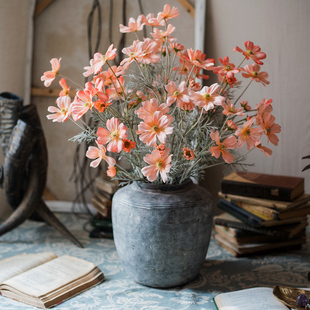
[253,71,258,77]
[156,161,163,168]
[226,65,231,70]
[61,108,66,113]
[152,125,159,132]
[111,131,119,139]
[174,91,180,96]
[247,50,254,55]
[246,129,251,136]
[204,93,211,100]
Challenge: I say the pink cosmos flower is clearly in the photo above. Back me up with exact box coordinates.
[135,98,170,121]
[140,38,160,64]
[235,118,262,150]
[234,41,266,65]
[157,4,179,21]
[138,111,173,147]
[261,113,281,146]
[141,148,172,183]
[222,99,245,116]
[241,63,270,86]
[227,120,237,130]
[255,98,273,125]
[165,81,190,107]
[190,83,225,112]
[241,100,251,111]
[97,117,128,153]
[119,16,144,33]
[121,40,144,66]
[170,43,185,53]
[151,24,176,43]
[186,49,215,71]
[47,96,71,122]
[89,44,117,75]
[86,141,116,168]
[41,58,61,87]
[83,59,95,77]
[255,140,272,157]
[141,13,165,27]
[59,78,70,96]
[209,131,237,164]
[70,83,98,121]
[213,56,240,76]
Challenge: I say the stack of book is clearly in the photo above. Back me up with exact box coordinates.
[213,171,310,257]
[89,176,119,239]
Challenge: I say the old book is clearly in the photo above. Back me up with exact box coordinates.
[91,197,111,219]
[214,212,308,239]
[214,224,307,245]
[218,191,310,211]
[214,232,305,257]
[94,177,119,195]
[217,198,307,227]
[0,252,104,309]
[235,200,310,220]
[214,287,290,310]
[221,171,304,201]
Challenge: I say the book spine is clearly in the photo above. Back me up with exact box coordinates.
[217,199,264,227]
[213,218,288,239]
[221,181,293,201]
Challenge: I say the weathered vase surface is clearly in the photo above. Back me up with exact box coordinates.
[112,179,213,288]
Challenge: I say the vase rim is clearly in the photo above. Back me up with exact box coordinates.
[135,178,193,191]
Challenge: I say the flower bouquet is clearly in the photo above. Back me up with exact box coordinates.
[41,4,281,186]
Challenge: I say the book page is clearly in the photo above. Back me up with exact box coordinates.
[214,287,289,310]
[0,252,57,283]
[1,255,97,297]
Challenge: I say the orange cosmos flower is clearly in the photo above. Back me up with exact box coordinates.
[123,139,136,153]
[213,56,240,76]
[226,120,237,130]
[86,141,116,168]
[261,113,281,146]
[255,141,272,157]
[222,99,245,116]
[183,147,195,160]
[135,98,169,121]
[186,49,215,71]
[241,63,269,86]
[209,131,237,164]
[234,41,266,65]
[41,58,61,87]
[138,111,173,147]
[141,148,172,183]
[97,117,128,153]
[107,166,117,177]
[47,96,71,122]
[235,118,262,150]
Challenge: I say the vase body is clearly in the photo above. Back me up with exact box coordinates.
[112,180,213,288]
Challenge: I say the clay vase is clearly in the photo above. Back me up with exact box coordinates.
[112,179,213,288]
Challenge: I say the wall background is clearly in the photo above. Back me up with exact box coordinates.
[0,0,309,219]
[201,0,310,205]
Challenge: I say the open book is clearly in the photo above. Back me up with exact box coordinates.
[0,252,104,309]
[214,287,295,310]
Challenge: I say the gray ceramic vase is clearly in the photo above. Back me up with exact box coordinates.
[112,179,213,288]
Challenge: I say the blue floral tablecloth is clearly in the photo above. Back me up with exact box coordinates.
[0,213,309,310]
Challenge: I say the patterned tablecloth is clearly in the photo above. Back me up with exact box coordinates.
[0,213,309,310]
